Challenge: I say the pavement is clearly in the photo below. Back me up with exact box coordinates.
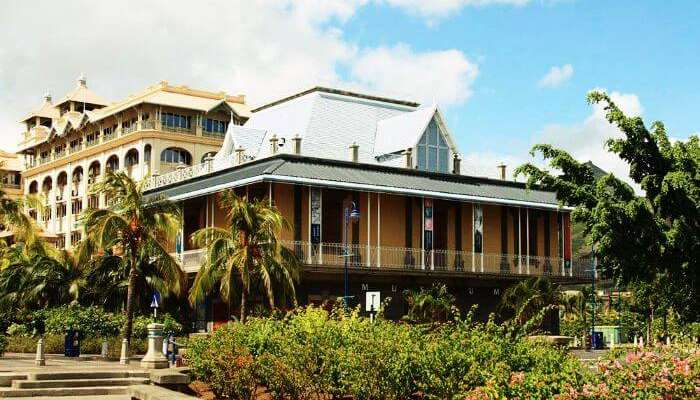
[0,353,144,373]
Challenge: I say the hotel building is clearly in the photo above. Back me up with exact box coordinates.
[16,77,250,249]
[143,87,588,326]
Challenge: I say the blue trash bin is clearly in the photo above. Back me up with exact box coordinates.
[592,331,604,350]
[64,330,81,357]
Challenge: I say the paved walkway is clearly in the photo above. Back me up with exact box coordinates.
[0,353,144,373]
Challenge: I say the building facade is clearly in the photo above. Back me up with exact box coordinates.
[144,87,587,328]
[17,77,250,249]
[0,150,23,200]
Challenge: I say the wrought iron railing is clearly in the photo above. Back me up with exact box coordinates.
[162,125,195,135]
[171,241,590,279]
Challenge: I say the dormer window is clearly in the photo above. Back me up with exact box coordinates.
[416,119,450,173]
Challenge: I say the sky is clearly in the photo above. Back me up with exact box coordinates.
[1,0,698,181]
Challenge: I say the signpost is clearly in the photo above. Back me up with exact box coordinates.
[366,291,381,323]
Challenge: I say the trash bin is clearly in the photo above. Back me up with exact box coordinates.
[592,331,604,350]
[64,330,81,357]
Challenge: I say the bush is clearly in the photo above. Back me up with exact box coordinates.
[5,323,30,337]
[131,313,184,339]
[5,334,64,354]
[35,306,121,338]
[185,306,587,400]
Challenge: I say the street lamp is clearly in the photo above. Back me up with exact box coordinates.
[343,201,360,309]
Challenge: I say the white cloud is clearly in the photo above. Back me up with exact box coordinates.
[382,0,530,20]
[350,44,479,106]
[538,64,574,88]
[0,0,478,151]
[537,90,643,190]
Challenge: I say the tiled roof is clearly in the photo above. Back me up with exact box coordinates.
[146,154,565,209]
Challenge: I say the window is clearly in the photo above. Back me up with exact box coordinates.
[202,118,227,133]
[415,119,450,173]
[160,148,192,165]
[161,112,192,129]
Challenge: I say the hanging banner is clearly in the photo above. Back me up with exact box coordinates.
[310,188,321,244]
[424,199,433,250]
[473,204,483,253]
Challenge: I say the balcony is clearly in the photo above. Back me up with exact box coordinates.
[122,125,138,135]
[172,241,591,280]
[144,155,236,191]
[162,125,195,135]
[202,130,226,139]
[141,120,156,130]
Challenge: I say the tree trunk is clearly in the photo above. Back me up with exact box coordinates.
[123,259,139,345]
[240,288,247,323]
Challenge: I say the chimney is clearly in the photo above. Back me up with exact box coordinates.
[235,145,246,165]
[292,134,302,155]
[269,134,279,155]
[78,73,87,88]
[452,154,461,175]
[497,163,507,180]
[43,92,52,104]
[349,142,359,163]
[404,148,413,168]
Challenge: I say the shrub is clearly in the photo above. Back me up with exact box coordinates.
[131,313,183,339]
[185,306,590,400]
[5,323,30,337]
[5,334,64,354]
[35,306,121,338]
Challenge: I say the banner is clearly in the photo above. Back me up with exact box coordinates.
[311,188,321,244]
[473,204,483,253]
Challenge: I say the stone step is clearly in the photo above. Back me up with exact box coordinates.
[0,375,26,388]
[27,371,148,381]
[5,395,128,400]
[0,386,129,398]
[12,377,149,389]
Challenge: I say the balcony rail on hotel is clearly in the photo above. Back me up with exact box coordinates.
[144,154,237,191]
[162,125,196,135]
[171,241,592,279]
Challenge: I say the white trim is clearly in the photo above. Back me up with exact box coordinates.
[366,193,371,267]
[162,174,572,211]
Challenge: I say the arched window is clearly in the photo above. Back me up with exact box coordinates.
[88,161,101,184]
[125,149,139,168]
[72,166,83,184]
[415,118,450,173]
[160,147,192,165]
[106,155,119,172]
[29,181,38,194]
[42,177,53,193]
[57,172,68,188]
[144,144,152,162]
[201,152,217,163]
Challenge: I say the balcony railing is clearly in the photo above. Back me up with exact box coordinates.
[162,125,195,135]
[122,125,137,135]
[144,154,236,191]
[141,120,156,130]
[202,130,226,139]
[171,241,591,279]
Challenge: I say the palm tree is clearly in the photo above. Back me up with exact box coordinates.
[82,170,184,344]
[403,283,457,323]
[499,277,563,328]
[188,191,300,323]
[0,164,41,246]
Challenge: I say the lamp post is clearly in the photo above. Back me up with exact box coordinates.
[343,201,360,309]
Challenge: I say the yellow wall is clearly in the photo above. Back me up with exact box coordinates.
[272,183,295,242]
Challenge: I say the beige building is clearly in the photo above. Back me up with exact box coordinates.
[0,150,23,200]
[17,76,250,249]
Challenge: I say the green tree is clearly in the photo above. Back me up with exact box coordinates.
[188,191,300,323]
[499,277,563,330]
[515,91,699,322]
[82,170,184,344]
[403,283,457,324]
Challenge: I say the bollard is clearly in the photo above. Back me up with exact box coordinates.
[119,338,129,365]
[140,323,169,369]
[666,336,671,346]
[35,337,45,366]
[101,339,109,358]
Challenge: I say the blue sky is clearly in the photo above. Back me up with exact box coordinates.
[342,0,699,157]
[1,0,697,179]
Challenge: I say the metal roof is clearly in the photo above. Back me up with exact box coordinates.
[146,154,567,210]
